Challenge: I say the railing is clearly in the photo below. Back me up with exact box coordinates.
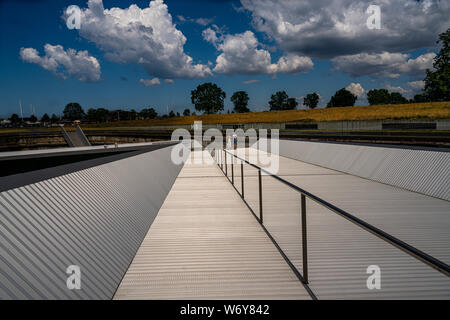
[76,125,91,146]
[60,125,75,147]
[212,148,450,287]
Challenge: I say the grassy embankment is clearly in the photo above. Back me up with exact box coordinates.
[87,101,450,127]
[1,101,449,134]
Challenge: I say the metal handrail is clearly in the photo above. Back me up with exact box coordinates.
[214,148,450,282]
[76,125,91,146]
[60,125,75,147]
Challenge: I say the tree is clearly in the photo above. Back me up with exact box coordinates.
[367,89,391,105]
[269,91,289,111]
[423,29,449,101]
[389,92,408,104]
[231,91,250,113]
[129,109,137,121]
[268,91,297,111]
[191,83,226,114]
[51,114,59,123]
[97,108,110,122]
[286,98,298,110]
[41,113,50,123]
[327,88,357,108]
[87,108,109,122]
[9,113,20,124]
[140,108,158,119]
[169,110,176,118]
[183,109,191,116]
[304,93,319,109]
[367,89,408,105]
[116,110,134,121]
[413,93,429,103]
[29,115,38,123]
[87,108,97,122]
[63,103,85,120]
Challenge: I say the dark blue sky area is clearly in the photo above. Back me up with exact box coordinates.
[0,0,444,118]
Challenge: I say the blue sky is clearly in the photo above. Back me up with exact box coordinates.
[0,0,448,118]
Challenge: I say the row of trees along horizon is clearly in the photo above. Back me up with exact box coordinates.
[6,29,448,124]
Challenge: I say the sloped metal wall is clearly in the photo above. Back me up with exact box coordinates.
[257,139,450,201]
[0,144,186,299]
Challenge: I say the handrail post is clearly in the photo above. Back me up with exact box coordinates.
[225,151,228,176]
[241,161,244,199]
[258,168,263,224]
[301,194,308,284]
[231,155,234,185]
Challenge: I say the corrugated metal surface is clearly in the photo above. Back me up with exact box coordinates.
[0,144,185,299]
[76,126,91,147]
[114,151,311,300]
[0,141,172,161]
[235,148,450,299]
[258,139,450,201]
[60,126,74,148]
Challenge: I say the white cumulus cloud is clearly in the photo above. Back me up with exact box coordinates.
[177,15,214,26]
[20,44,101,82]
[65,0,211,79]
[242,79,260,85]
[346,83,366,98]
[202,28,220,47]
[140,78,161,86]
[407,80,425,90]
[204,29,313,75]
[195,18,214,26]
[385,84,408,94]
[240,0,450,59]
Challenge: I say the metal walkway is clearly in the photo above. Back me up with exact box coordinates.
[114,147,449,300]
[114,150,311,300]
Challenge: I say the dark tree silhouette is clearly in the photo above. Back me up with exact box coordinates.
[367,89,408,105]
[139,108,158,119]
[9,113,20,124]
[303,93,320,109]
[269,91,288,111]
[269,91,297,110]
[63,103,85,120]
[367,89,391,105]
[389,92,408,104]
[286,98,298,110]
[41,113,50,123]
[424,29,449,101]
[50,114,59,123]
[191,83,226,114]
[327,89,357,108]
[413,93,428,102]
[231,91,250,113]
